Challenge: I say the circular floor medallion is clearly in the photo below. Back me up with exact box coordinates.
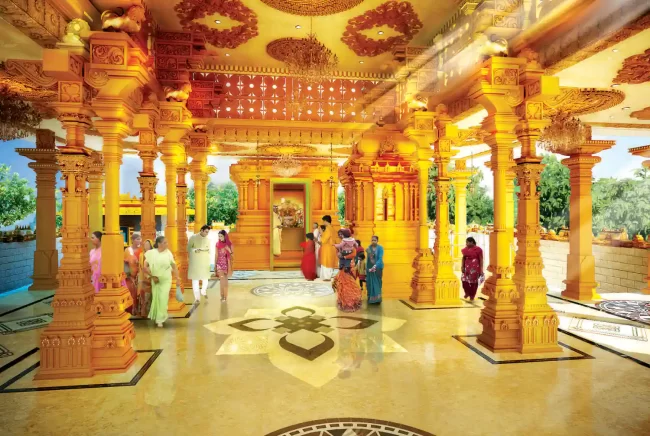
[251,282,333,298]
[266,418,435,436]
[596,300,650,325]
[260,0,365,16]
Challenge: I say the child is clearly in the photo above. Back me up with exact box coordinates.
[335,229,358,270]
[356,252,366,290]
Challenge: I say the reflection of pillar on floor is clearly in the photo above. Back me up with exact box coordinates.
[17,129,59,291]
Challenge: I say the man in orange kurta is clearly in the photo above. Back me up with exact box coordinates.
[319,215,338,281]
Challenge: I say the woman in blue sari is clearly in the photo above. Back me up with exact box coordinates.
[366,235,384,304]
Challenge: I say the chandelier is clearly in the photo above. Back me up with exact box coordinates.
[284,18,338,85]
[272,154,302,178]
[0,87,42,141]
[539,111,588,155]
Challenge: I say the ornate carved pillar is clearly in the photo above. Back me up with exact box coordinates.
[188,132,211,226]
[35,47,97,379]
[158,102,192,313]
[561,137,614,300]
[133,105,160,243]
[355,182,363,222]
[88,152,104,235]
[17,129,59,291]
[330,183,337,212]
[374,183,384,221]
[468,57,525,351]
[387,183,396,221]
[405,112,436,303]
[364,182,374,221]
[451,163,472,270]
[243,180,250,210]
[428,105,460,305]
[512,65,562,353]
[177,159,190,287]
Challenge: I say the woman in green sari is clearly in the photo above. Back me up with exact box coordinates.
[143,236,181,327]
[366,235,384,304]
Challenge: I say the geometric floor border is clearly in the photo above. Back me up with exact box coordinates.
[399,299,480,310]
[265,418,436,436]
[452,335,595,365]
[558,328,650,369]
[0,294,54,318]
[0,348,162,393]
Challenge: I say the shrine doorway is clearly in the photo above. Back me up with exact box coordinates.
[270,180,311,270]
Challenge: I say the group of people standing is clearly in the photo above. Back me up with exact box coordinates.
[300,215,384,313]
[89,227,235,328]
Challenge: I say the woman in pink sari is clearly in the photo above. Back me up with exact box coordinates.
[461,237,484,301]
[89,231,103,293]
[213,230,234,302]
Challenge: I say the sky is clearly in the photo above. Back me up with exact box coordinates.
[1,132,648,229]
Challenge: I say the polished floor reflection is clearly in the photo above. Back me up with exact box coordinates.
[1,277,650,435]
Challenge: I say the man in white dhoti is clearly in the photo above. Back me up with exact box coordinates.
[188,224,212,302]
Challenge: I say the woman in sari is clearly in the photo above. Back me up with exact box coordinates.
[461,236,484,301]
[332,228,362,312]
[89,231,103,293]
[300,233,317,281]
[366,235,384,305]
[124,232,142,314]
[144,236,180,328]
[136,239,153,317]
[214,230,234,302]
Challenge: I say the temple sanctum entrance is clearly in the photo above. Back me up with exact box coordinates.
[271,181,310,270]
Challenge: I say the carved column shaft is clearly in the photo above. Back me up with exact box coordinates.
[88,153,104,236]
[177,165,190,288]
[138,149,158,243]
[321,181,327,211]
[451,176,471,268]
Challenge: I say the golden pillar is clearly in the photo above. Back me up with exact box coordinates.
[469,57,526,351]
[188,132,212,226]
[92,119,137,372]
[17,129,59,291]
[428,106,461,306]
[158,102,192,310]
[513,120,560,353]
[561,136,614,300]
[88,152,104,235]
[177,159,190,287]
[133,108,161,243]
[406,112,436,303]
[451,162,473,270]
[36,110,96,379]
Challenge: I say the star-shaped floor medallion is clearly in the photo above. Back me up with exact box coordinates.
[204,305,407,387]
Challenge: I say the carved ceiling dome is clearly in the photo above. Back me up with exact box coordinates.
[545,88,626,116]
[174,0,259,49]
[266,38,312,63]
[260,0,365,16]
[342,1,423,57]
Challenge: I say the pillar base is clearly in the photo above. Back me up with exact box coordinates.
[36,327,94,380]
[29,278,58,291]
[562,280,600,301]
[410,249,434,304]
[430,276,461,306]
[518,309,561,354]
[477,276,520,352]
[92,311,137,374]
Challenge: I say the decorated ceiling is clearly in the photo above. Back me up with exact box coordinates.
[148,0,462,73]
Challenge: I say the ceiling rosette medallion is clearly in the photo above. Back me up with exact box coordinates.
[267,38,309,62]
[174,0,258,49]
[260,0,365,16]
[342,1,423,57]
[544,88,626,116]
[613,48,650,85]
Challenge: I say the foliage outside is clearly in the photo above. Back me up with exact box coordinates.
[427,165,494,225]
[188,181,239,226]
[0,164,36,227]
[337,190,345,224]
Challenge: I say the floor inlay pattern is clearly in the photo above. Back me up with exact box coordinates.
[0,345,12,359]
[251,282,334,298]
[596,300,650,325]
[231,270,304,281]
[204,305,407,387]
[568,317,648,341]
[0,314,53,334]
[266,418,435,436]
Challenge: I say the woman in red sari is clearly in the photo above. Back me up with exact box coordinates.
[300,233,317,281]
[461,237,484,301]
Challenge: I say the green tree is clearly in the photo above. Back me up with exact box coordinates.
[466,170,494,225]
[55,190,62,230]
[538,154,570,231]
[0,164,36,227]
[592,172,650,238]
[207,181,239,225]
[337,189,345,223]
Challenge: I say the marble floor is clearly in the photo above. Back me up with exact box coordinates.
[1,277,650,436]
